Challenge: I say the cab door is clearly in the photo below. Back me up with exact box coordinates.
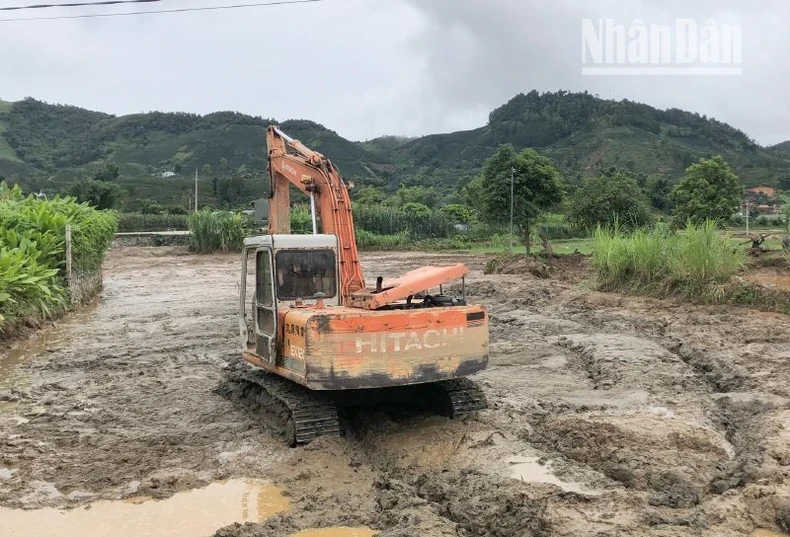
[255,248,277,363]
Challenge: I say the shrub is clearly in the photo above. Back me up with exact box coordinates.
[0,182,117,330]
[188,210,247,253]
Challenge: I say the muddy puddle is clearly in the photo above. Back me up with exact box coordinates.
[506,455,600,495]
[1,479,288,537]
[0,307,95,390]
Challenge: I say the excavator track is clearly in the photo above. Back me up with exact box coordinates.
[432,377,488,418]
[222,361,486,446]
[227,365,341,447]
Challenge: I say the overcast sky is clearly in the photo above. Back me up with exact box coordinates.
[0,0,788,145]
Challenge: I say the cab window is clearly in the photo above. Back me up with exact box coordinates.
[275,250,337,300]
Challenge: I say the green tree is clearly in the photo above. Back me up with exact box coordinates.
[567,173,653,230]
[479,144,564,253]
[93,162,119,182]
[671,155,742,225]
[69,179,125,210]
[461,176,485,214]
[401,202,432,217]
[396,185,439,208]
[440,203,473,224]
[649,175,673,213]
[352,186,385,205]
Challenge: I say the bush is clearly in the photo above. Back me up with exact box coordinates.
[188,210,247,253]
[592,221,744,297]
[118,213,189,232]
[0,182,118,329]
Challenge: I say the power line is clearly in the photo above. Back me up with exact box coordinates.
[1,0,165,12]
[0,0,323,21]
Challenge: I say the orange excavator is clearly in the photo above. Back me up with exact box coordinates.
[235,126,488,445]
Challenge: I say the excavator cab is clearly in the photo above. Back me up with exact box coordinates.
[240,234,341,363]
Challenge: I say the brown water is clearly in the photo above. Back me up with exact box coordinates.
[1,479,289,537]
[0,306,97,389]
[506,455,600,495]
[292,528,376,537]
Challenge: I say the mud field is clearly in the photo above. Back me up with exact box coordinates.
[2,246,790,536]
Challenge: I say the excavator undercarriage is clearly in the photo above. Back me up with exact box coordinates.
[223,359,488,446]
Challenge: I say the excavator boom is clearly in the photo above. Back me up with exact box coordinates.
[267,126,365,301]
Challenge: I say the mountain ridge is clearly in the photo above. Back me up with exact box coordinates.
[1,92,788,210]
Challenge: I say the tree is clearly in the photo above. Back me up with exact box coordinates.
[400,202,432,217]
[352,186,385,205]
[567,173,653,230]
[671,155,742,225]
[440,204,473,224]
[461,176,485,214]
[93,162,119,182]
[68,179,125,210]
[479,144,564,253]
[396,185,439,208]
[649,175,673,213]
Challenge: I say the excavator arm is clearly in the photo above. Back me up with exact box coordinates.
[267,126,366,302]
[266,125,469,310]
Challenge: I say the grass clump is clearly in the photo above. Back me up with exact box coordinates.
[592,220,744,298]
[188,210,247,253]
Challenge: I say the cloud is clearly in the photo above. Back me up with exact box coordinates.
[403,0,790,144]
[0,0,787,144]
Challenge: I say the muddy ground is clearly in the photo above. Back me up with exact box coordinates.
[2,246,790,536]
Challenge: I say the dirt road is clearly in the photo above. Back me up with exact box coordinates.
[2,247,790,536]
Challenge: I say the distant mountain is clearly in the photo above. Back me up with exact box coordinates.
[772,141,790,153]
[1,92,788,210]
[389,91,789,188]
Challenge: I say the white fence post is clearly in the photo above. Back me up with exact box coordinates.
[65,223,73,301]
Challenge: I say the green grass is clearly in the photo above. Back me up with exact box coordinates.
[591,221,745,298]
[188,210,247,253]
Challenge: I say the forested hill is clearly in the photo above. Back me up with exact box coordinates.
[1,92,788,208]
[773,141,790,153]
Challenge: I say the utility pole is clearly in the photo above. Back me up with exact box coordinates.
[509,167,515,254]
[194,167,199,213]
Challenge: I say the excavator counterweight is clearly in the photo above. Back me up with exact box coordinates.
[230,126,489,446]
